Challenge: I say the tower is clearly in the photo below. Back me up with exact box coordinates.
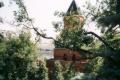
[64,0,84,28]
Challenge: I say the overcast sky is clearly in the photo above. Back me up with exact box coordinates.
[0,0,99,49]
[24,0,89,37]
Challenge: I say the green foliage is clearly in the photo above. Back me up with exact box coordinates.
[55,27,94,51]
[13,0,30,22]
[63,64,76,80]
[85,57,104,76]
[85,0,120,33]
[35,63,49,80]
[84,0,120,79]
[104,33,120,51]
[0,31,38,80]
[96,34,120,79]
[51,61,64,80]
[92,0,120,32]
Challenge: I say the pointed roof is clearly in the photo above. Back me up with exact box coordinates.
[67,0,79,14]
[0,2,4,8]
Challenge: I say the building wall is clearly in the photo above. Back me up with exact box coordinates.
[54,48,81,61]
[47,48,88,73]
[46,59,87,73]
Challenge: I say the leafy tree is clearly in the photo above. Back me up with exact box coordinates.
[84,0,120,79]
[63,63,76,80]
[0,31,38,80]
[51,61,64,80]
[86,0,120,33]
[55,27,94,51]
[35,62,49,80]
[85,57,104,76]
[1,0,119,79]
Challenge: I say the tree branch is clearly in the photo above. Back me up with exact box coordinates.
[14,0,113,58]
[32,26,94,55]
[84,31,114,51]
[32,27,55,40]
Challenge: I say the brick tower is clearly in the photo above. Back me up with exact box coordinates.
[46,1,87,79]
[64,0,84,29]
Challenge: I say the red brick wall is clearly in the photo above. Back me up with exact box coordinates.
[54,48,81,61]
[46,48,88,80]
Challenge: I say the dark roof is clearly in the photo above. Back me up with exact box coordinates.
[0,2,4,8]
[67,0,78,14]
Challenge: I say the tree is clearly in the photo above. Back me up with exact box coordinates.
[1,0,120,79]
[63,63,76,80]
[84,0,120,79]
[55,27,94,50]
[51,61,64,80]
[35,62,49,80]
[0,31,38,80]
[85,0,120,33]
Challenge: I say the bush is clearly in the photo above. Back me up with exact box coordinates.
[0,31,38,80]
[35,62,49,80]
[51,61,64,80]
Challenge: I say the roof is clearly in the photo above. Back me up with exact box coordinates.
[0,2,4,8]
[67,0,79,15]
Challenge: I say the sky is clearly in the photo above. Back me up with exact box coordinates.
[0,0,99,49]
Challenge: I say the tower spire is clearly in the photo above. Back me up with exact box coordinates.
[64,0,84,28]
[67,0,78,14]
